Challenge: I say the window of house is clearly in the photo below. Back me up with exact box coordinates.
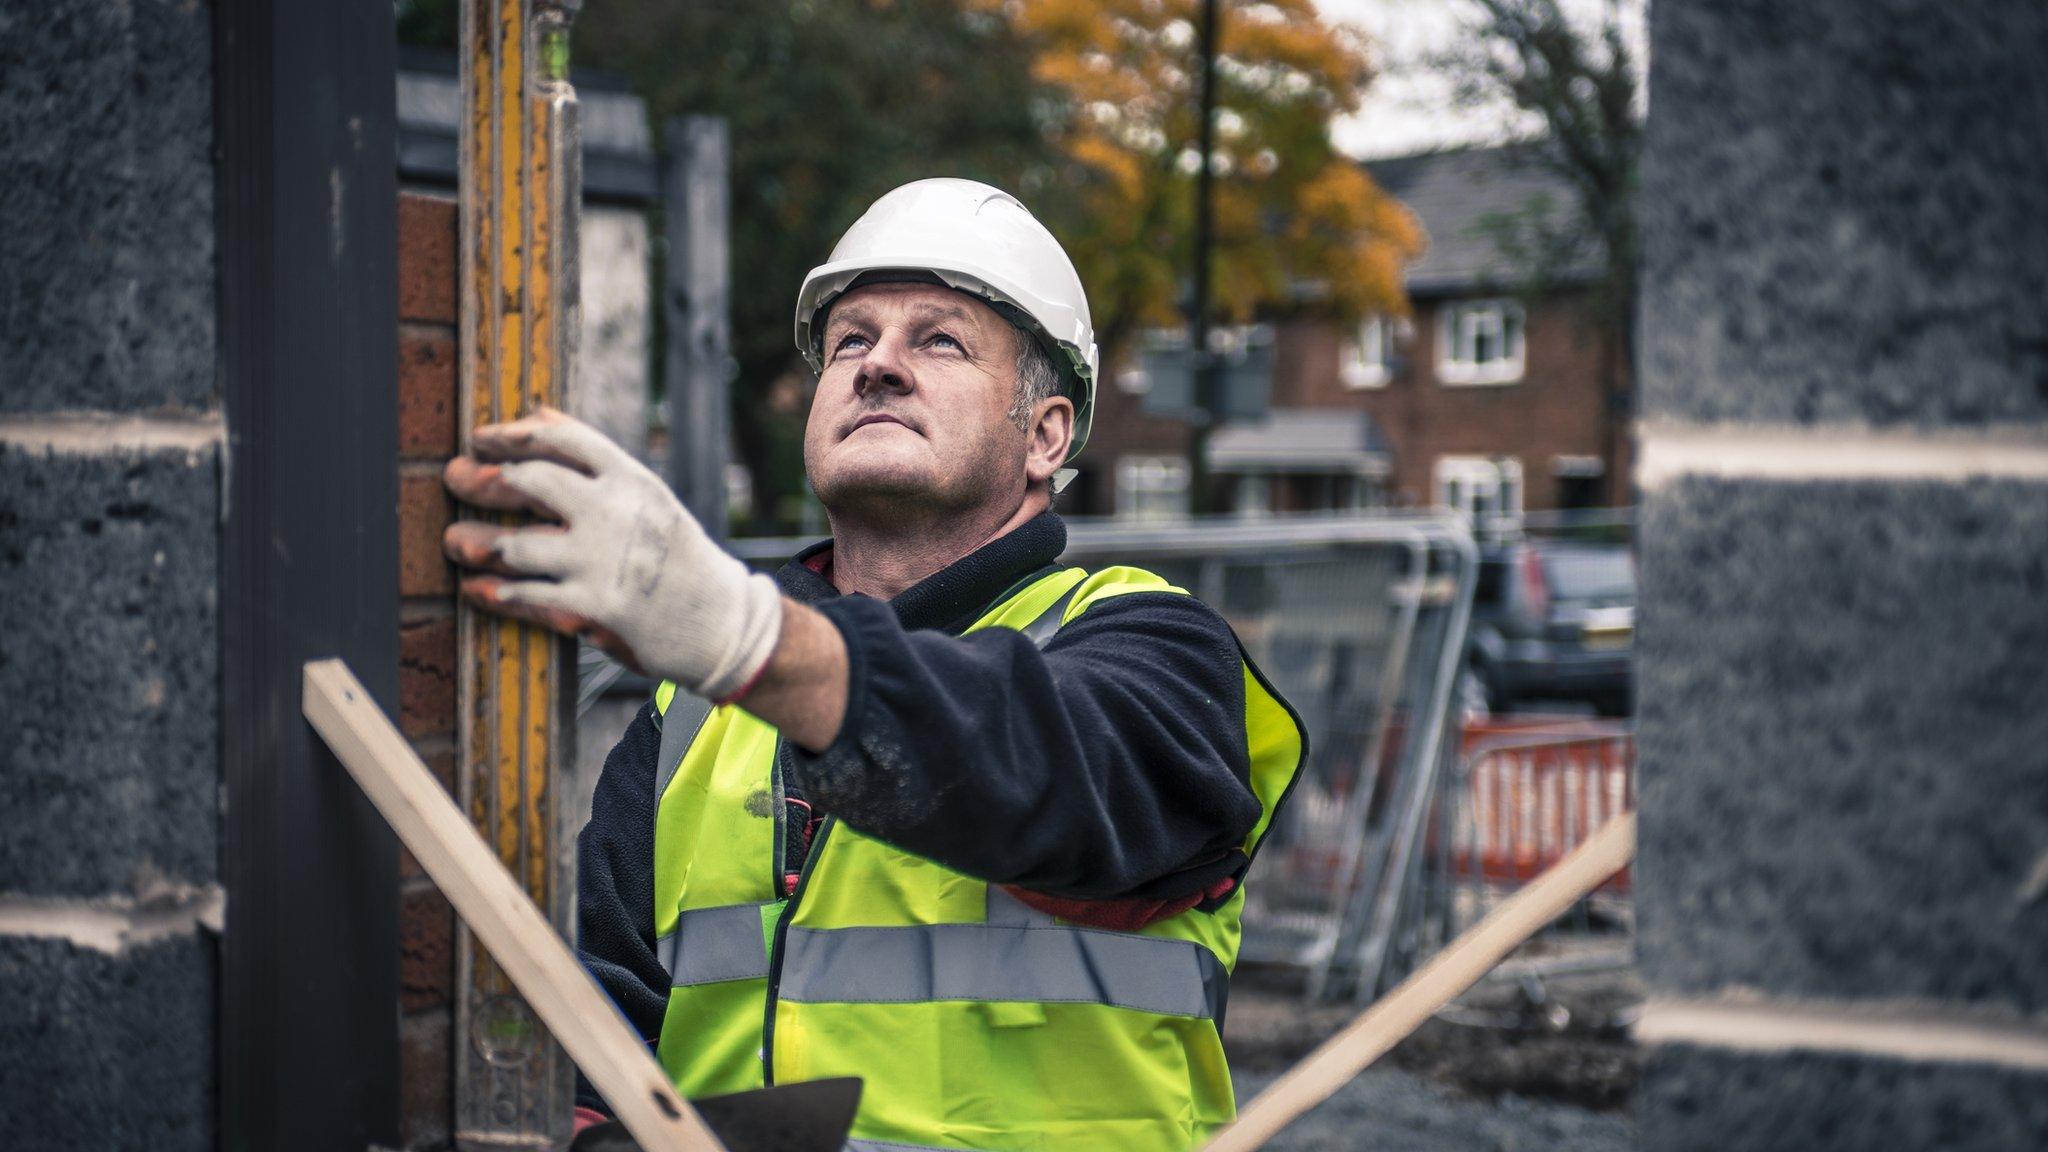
[1433,455,1525,531]
[1551,454,1606,511]
[1340,314,1393,389]
[1232,474,1273,519]
[1436,299,1526,385]
[1348,475,1388,511]
[1115,455,1190,521]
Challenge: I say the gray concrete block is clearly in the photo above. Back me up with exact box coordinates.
[0,0,217,414]
[0,444,219,896]
[1642,1043,2048,1152]
[1636,477,2048,1009]
[0,933,214,1150]
[1639,0,2048,426]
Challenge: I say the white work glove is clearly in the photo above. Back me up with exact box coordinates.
[444,411,783,702]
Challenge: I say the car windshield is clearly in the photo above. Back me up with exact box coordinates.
[1542,548,1635,600]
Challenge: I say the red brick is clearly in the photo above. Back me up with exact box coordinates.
[399,1011,452,1149]
[1344,295,1630,510]
[398,612,457,738]
[398,325,458,460]
[399,467,454,598]
[1078,292,1632,514]
[399,886,454,1013]
[398,193,458,324]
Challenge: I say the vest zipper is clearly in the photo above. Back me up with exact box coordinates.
[769,739,789,896]
[760,814,835,1086]
[755,569,1067,1084]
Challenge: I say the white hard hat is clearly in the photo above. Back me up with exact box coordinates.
[794,178,1100,461]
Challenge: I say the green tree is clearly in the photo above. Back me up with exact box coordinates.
[1441,0,1640,348]
[404,1,1419,527]
[576,0,1051,531]
[1436,0,1640,506]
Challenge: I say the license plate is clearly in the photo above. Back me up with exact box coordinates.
[1583,627,1632,651]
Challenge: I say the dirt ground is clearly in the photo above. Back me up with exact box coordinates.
[1224,949,1642,1151]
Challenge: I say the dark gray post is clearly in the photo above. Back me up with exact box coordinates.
[215,1,401,1147]
[1184,0,1223,515]
[664,116,733,542]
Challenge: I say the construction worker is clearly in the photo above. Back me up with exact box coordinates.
[442,178,1307,1151]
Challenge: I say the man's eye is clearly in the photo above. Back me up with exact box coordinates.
[929,333,963,352]
[832,334,869,357]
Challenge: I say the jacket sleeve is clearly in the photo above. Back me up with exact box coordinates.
[573,701,670,1112]
[781,590,1263,901]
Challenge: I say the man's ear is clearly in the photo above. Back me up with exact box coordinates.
[1024,396,1075,486]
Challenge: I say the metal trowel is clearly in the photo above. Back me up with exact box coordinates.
[571,1079,864,1152]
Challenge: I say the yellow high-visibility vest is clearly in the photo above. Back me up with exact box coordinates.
[646,565,1306,1151]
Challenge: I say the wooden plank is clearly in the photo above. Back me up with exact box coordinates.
[1203,813,1637,1152]
[304,659,725,1152]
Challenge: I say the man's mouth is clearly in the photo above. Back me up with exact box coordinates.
[850,412,913,433]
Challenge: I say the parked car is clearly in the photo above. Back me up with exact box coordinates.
[1466,538,1636,716]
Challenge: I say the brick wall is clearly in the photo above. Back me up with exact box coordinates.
[0,1,222,1146]
[1065,343,1203,515]
[1315,295,1627,511]
[1633,0,2048,1147]
[396,191,461,1149]
[1073,291,1630,516]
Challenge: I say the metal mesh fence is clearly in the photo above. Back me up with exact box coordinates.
[730,512,1480,1001]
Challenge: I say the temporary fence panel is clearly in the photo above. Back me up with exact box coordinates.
[1392,723,1637,987]
[1061,517,1471,979]
[1454,725,1635,889]
[728,513,1480,1000]
[1309,540,1478,1002]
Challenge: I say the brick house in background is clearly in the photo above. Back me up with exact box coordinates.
[1065,143,1632,521]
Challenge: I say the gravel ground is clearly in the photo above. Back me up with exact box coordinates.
[1222,953,1642,1152]
[1230,1066,1637,1152]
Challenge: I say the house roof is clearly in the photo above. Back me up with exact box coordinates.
[1366,144,1603,296]
[1209,409,1393,476]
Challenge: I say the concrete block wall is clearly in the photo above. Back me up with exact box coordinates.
[0,2,222,1148]
[1633,1,2048,1147]
[396,191,462,1149]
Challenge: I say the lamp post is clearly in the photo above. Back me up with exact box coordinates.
[1185,0,1223,515]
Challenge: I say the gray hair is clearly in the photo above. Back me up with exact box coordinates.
[1007,326,1065,430]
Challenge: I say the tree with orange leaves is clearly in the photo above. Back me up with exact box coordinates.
[417,0,1420,527]
[990,0,1424,357]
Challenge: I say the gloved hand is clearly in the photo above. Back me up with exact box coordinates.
[442,409,783,702]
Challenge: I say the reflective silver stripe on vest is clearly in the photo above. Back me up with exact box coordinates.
[658,903,770,986]
[779,923,1226,1020]
[845,1139,977,1152]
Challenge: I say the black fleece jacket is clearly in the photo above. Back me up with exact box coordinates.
[575,511,1262,1071]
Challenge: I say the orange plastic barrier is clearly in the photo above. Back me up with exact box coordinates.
[1448,720,1634,891]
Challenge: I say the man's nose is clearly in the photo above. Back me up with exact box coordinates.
[854,330,915,399]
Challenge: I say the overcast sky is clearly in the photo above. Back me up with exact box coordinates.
[1314,0,1649,160]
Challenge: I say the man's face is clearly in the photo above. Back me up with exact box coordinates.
[804,282,1033,518]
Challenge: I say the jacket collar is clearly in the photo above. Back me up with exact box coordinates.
[774,510,1068,634]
